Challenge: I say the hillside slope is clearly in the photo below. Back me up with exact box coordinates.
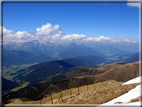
[59,46,105,59]
[5,61,140,101]
[3,77,19,91]
[2,77,19,96]
[93,44,132,57]
[3,50,55,66]
[12,55,105,85]
[43,62,126,83]
[124,51,140,63]
[94,61,140,83]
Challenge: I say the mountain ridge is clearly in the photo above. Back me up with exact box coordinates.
[11,55,105,85]
[5,61,140,101]
[3,50,56,66]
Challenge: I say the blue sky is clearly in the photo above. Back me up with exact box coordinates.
[2,2,139,44]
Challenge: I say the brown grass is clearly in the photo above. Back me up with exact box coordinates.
[52,82,140,104]
[128,95,142,103]
[7,80,140,105]
[93,61,140,83]
[5,61,140,105]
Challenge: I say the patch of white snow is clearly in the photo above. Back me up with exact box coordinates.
[122,76,141,85]
[97,84,141,106]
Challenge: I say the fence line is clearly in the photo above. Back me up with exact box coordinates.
[39,82,122,104]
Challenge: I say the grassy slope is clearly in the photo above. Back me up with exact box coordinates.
[93,61,140,83]
[43,62,126,83]
[10,55,105,85]
[42,65,93,83]
[6,80,140,104]
[4,61,140,101]
[3,63,38,81]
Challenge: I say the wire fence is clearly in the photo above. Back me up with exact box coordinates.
[29,82,139,105]
[39,82,109,104]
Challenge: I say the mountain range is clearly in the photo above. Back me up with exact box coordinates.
[93,44,132,57]
[3,41,138,67]
[2,41,140,101]
[3,50,56,67]
[3,41,136,60]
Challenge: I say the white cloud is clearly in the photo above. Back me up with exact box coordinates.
[132,41,137,43]
[123,39,132,43]
[83,35,113,42]
[60,34,86,41]
[36,23,53,35]
[36,23,64,35]
[1,23,139,44]
[83,36,138,44]
[84,37,95,41]
[53,25,64,34]
[112,40,118,43]
[16,31,31,39]
[2,27,34,43]
[94,36,113,41]
[118,40,122,43]
[3,27,14,35]
[53,34,62,40]
[2,23,65,43]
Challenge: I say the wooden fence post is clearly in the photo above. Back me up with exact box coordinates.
[51,96,53,104]
[70,90,72,98]
[40,100,41,106]
[94,84,95,91]
[87,85,88,92]
[61,92,62,101]
[78,87,79,94]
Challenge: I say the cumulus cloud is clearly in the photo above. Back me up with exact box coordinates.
[83,36,138,44]
[53,34,62,40]
[36,23,53,35]
[123,39,132,43]
[36,23,64,35]
[16,31,31,39]
[2,23,65,43]
[3,27,13,34]
[2,27,35,43]
[83,36,113,42]
[1,23,139,44]
[60,34,86,41]
[132,41,137,43]
[53,25,64,34]
[112,40,118,43]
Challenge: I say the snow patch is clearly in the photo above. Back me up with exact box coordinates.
[122,76,141,85]
[97,84,141,106]
[97,76,142,106]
